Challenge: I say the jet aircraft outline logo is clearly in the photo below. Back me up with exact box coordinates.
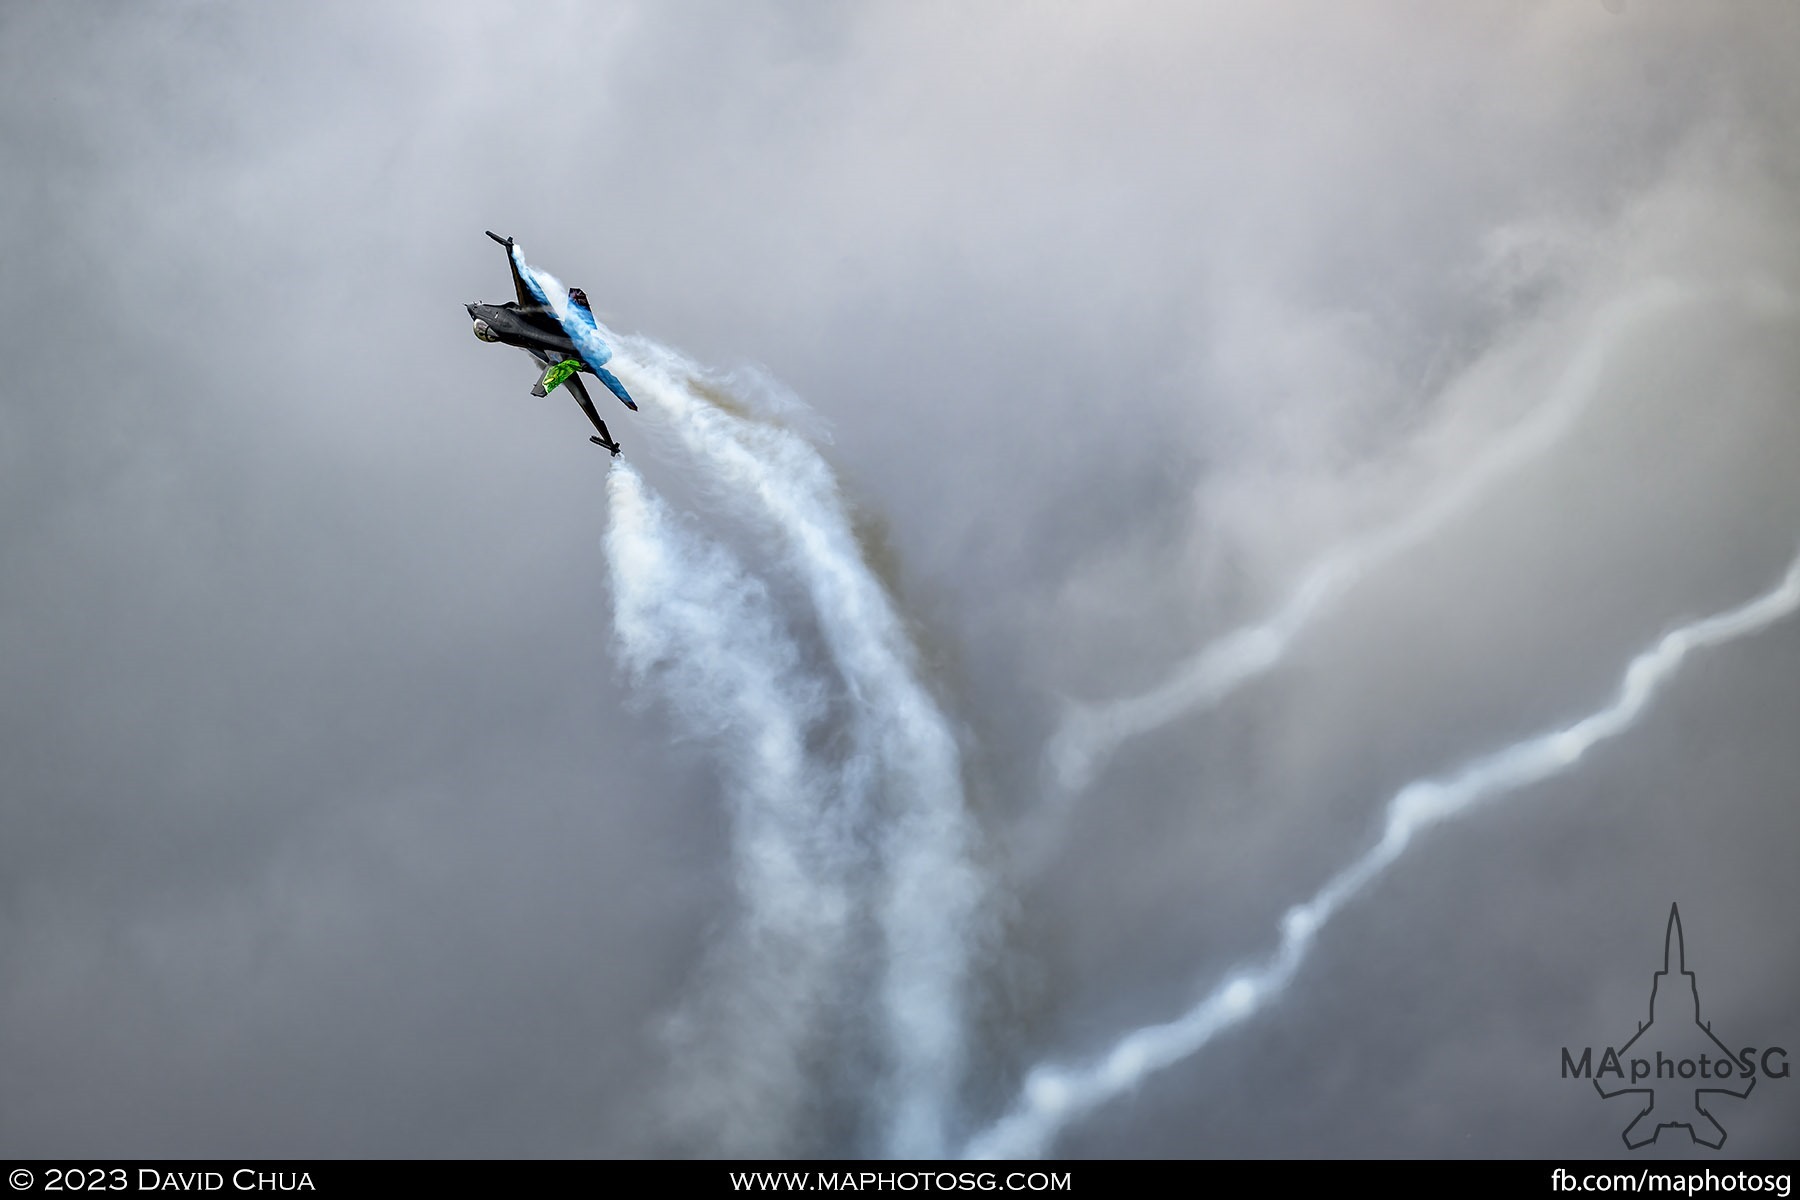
[1595,905,1750,1148]
[1560,903,1792,1150]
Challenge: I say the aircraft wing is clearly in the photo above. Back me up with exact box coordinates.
[565,372,619,451]
[487,230,537,308]
[594,365,638,410]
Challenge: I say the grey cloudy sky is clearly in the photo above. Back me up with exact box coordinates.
[2,1,1797,1159]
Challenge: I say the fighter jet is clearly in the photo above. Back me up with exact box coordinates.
[466,231,635,455]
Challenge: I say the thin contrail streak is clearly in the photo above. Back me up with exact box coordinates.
[1046,281,1698,798]
[969,546,1800,1159]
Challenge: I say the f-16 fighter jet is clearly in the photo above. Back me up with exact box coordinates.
[466,231,635,455]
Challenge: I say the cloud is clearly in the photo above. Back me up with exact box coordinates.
[2,1,1796,1158]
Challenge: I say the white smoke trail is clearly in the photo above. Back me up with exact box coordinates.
[603,461,860,1150]
[1047,280,1699,797]
[609,343,989,1158]
[968,546,1800,1159]
[512,242,985,1154]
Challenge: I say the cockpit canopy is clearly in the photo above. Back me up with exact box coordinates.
[471,318,501,343]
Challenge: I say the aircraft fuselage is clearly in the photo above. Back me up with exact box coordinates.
[466,230,638,451]
[466,301,585,365]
